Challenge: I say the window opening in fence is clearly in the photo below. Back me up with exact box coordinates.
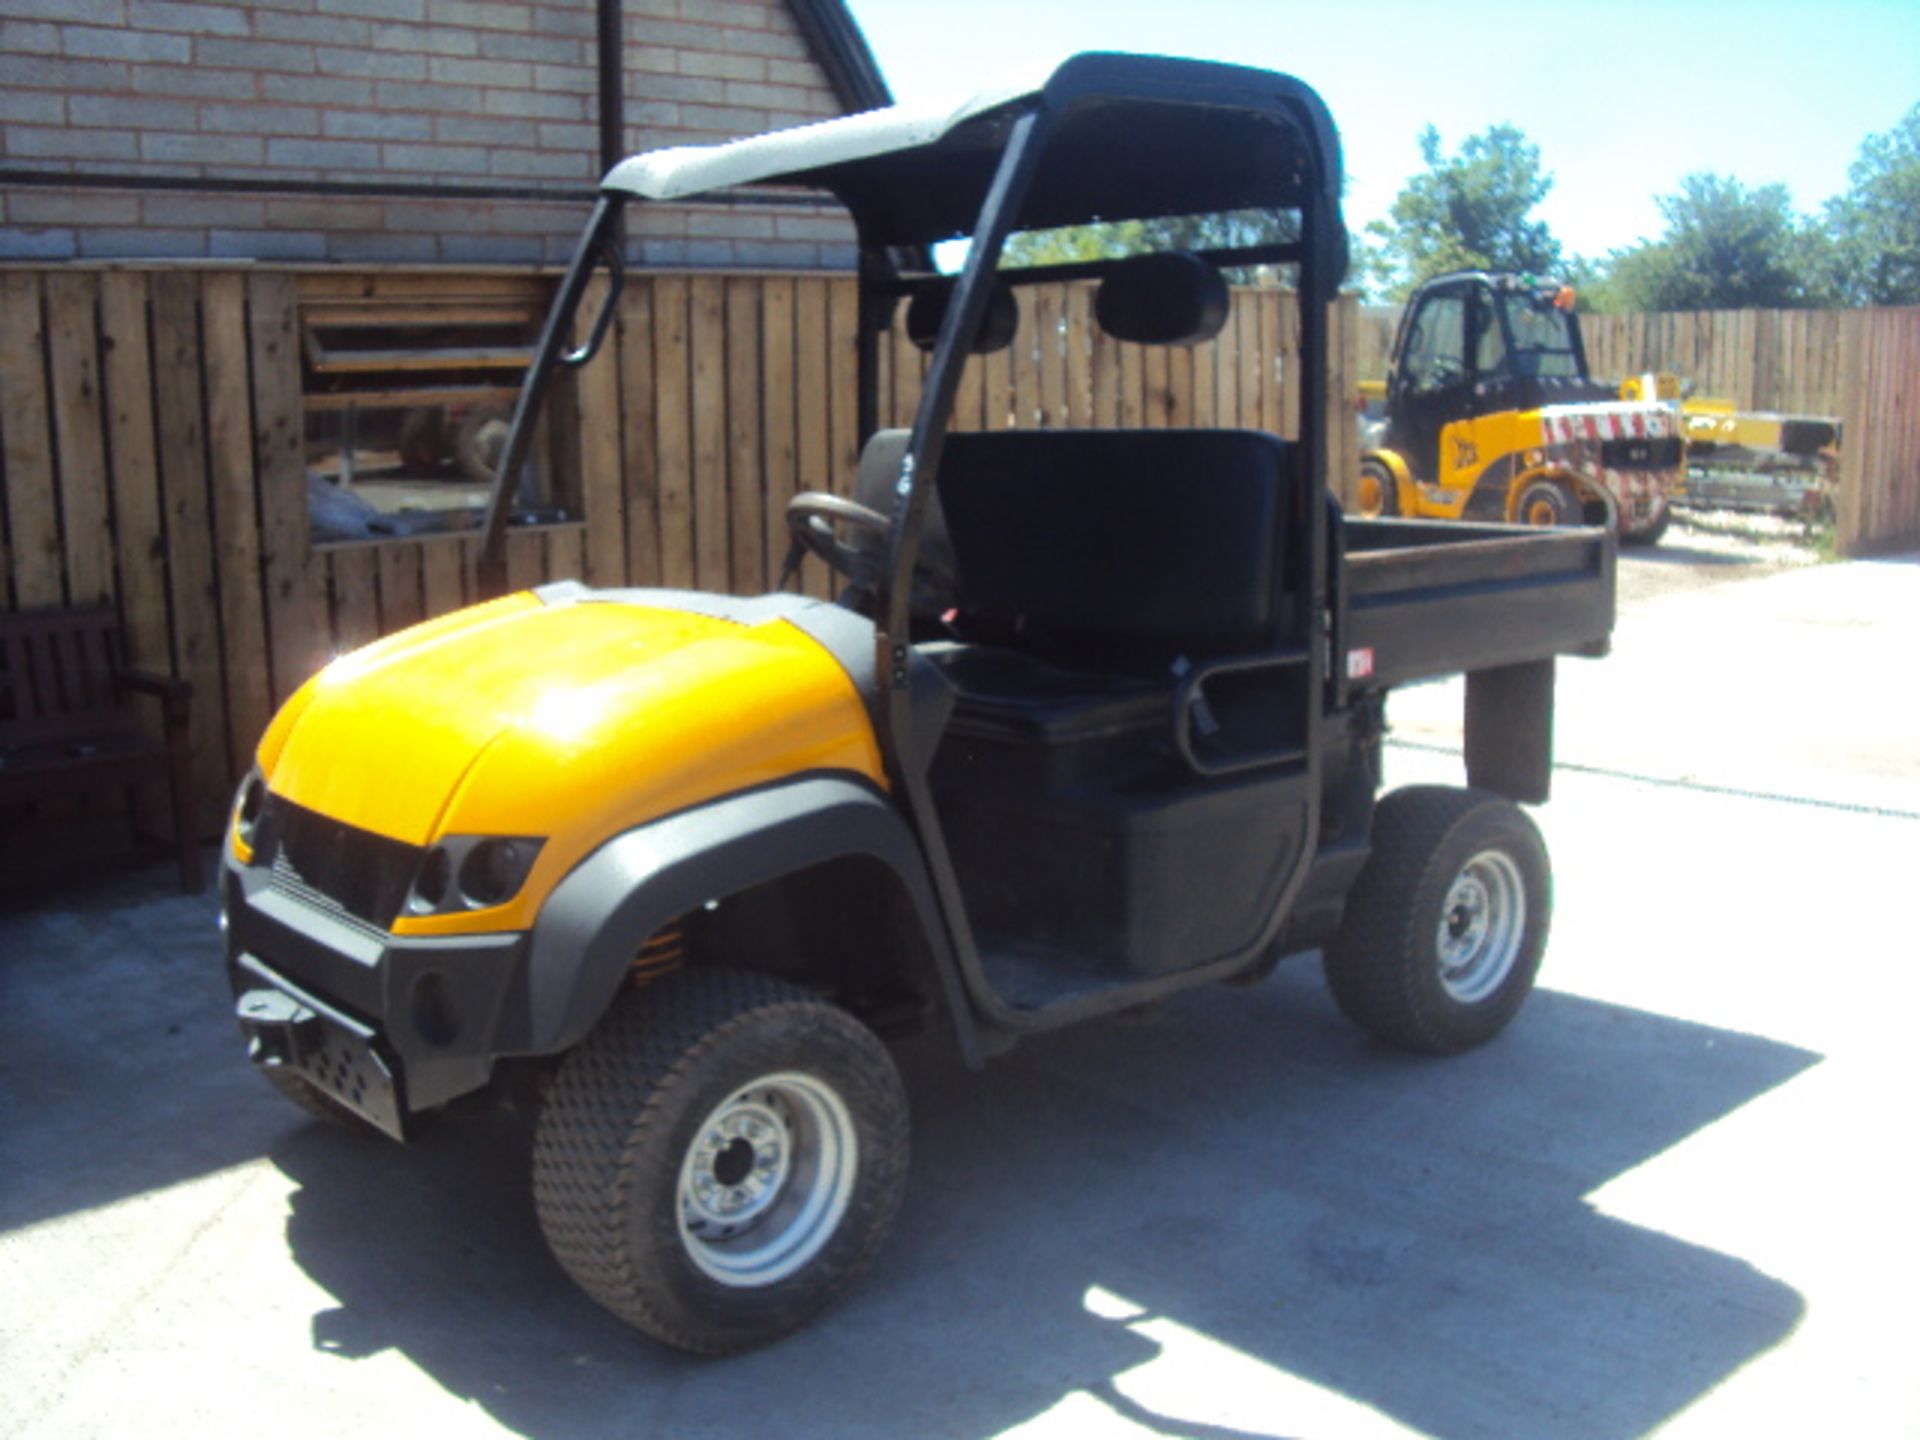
[296,276,582,547]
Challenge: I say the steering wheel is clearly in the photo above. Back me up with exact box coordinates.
[785,491,890,585]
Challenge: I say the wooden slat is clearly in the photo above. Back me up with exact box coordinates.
[952,345,985,433]
[574,274,627,588]
[792,278,832,595]
[250,272,325,707]
[1090,318,1121,426]
[150,272,230,827]
[420,535,465,619]
[305,344,534,375]
[203,273,274,782]
[1236,294,1260,430]
[506,527,545,593]
[1143,346,1170,429]
[1168,344,1194,430]
[1013,288,1040,428]
[1118,342,1144,429]
[304,384,520,414]
[1258,291,1283,433]
[1279,294,1302,441]
[305,302,542,329]
[688,275,730,593]
[295,271,548,302]
[984,326,1015,430]
[826,278,859,490]
[1035,284,1065,428]
[375,543,424,633]
[1191,323,1217,427]
[44,272,113,607]
[544,522,586,582]
[1834,308,1868,554]
[97,274,170,677]
[1064,284,1094,428]
[1,274,62,608]
[651,276,696,589]
[724,277,765,592]
[760,278,799,588]
[328,546,379,653]
[1213,297,1239,428]
[617,281,659,587]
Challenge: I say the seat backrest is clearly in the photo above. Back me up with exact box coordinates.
[935,429,1289,665]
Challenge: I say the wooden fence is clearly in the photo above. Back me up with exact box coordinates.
[1581,306,1920,557]
[0,264,1359,828]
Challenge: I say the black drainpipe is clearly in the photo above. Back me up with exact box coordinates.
[597,0,625,179]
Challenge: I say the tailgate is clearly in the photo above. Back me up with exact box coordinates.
[1337,518,1615,688]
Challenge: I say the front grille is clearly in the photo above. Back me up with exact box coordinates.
[1600,436,1684,470]
[253,795,424,931]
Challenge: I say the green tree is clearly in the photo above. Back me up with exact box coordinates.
[1597,174,1828,312]
[1000,210,1295,280]
[1364,124,1562,301]
[1823,102,1920,306]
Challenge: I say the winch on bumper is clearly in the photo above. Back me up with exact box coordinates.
[224,852,530,1141]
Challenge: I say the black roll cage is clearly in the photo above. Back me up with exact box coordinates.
[477,49,1348,812]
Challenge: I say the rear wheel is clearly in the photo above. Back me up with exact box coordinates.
[1356,459,1400,518]
[1324,786,1551,1054]
[1514,477,1578,528]
[532,969,909,1354]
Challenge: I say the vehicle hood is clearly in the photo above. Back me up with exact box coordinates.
[261,592,884,862]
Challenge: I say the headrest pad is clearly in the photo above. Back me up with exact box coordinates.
[906,280,1018,355]
[1095,251,1230,347]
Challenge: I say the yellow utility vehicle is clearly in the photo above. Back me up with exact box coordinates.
[220,56,1618,1355]
[1359,271,1682,544]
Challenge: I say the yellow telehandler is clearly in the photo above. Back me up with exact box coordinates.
[1359,271,1681,544]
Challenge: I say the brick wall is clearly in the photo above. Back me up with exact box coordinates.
[0,0,860,265]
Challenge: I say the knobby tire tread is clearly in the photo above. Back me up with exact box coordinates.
[531,968,907,1354]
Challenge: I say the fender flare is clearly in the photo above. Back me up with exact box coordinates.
[521,773,979,1062]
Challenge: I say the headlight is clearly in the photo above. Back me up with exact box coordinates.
[229,769,267,862]
[405,835,545,916]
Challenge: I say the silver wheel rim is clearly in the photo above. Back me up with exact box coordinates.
[1435,849,1526,1003]
[676,1071,857,1289]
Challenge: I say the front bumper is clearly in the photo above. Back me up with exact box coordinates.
[224,854,532,1136]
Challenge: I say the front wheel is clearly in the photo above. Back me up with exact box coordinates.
[1620,499,1672,546]
[532,969,909,1354]
[1324,786,1552,1054]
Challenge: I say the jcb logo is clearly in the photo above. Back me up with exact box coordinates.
[1453,437,1478,470]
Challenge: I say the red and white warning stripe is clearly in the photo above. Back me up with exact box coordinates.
[1538,401,1676,446]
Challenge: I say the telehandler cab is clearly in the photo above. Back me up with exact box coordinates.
[1359,270,1682,544]
[222,54,1617,1353]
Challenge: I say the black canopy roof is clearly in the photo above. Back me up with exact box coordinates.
[603,53,1345,251]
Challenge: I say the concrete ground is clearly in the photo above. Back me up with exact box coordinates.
[4,523,1918,1440]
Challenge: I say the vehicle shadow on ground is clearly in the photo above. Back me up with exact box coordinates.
[1624,541,1765,569]
[271,964,1813,1440]
[0,863,253,1235]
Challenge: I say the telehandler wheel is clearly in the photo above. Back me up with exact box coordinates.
[532,968,910,1355]
[1324,786,1551,1055]
[1621,502,1672,546]
[1356,460,1399,519]
[1514,478,1579,528]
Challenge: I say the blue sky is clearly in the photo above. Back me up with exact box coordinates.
[842,0,1920,264]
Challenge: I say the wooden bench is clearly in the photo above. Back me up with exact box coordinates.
[0,605,202,893]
